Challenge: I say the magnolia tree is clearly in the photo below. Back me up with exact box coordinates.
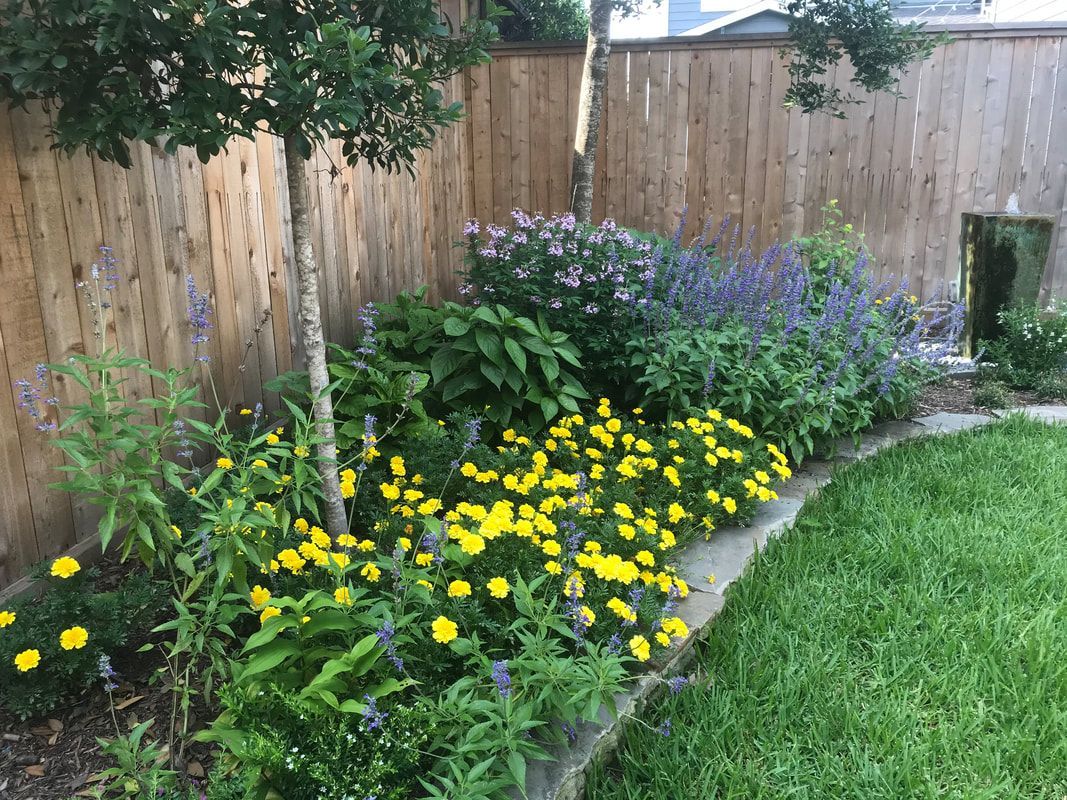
[0,0,498,535]
[569,0,938,222]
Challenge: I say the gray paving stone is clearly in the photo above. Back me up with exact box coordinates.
[912,411,993,432]
[675,496,804,595]
[995,405,1067,424]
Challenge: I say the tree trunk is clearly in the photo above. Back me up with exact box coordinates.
[282,134,349,537]
[569,0,611,223]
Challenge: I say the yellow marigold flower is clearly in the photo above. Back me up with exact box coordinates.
[723,497,737,514]
[542,539,562,557]
[266,433,280,445]
[584,540,602,554]
[59,626,89,650]
[544,559,562,575]
[0,610,14,628]
[14,649,40,672]
[380,483,401,501]
[417,579,434,591]
[334,586,353,606]
[661,617,690,639]
[249,585,271,607]
[585,447,602,460]
[277,548,306,573]
[460,533,486,556]
[613,502,634,520]
[294,518,310,534]
[309,528,332,549]
[596,405,611,419]
[397,536,411,551]
[340,480,355,499]
[772,462,793,480]
[486,577,510,599]
[336,533,357,547]
[293,445,310,458]
[360,562,381,582]
[415,552,435,567]
[239,408,253,416]
[502,428,517,442]
[635,550,655,567]
[460,462,478,478]
[668,503,687,523]
[357,539,375,552]
[732,449,744,463]
[331,552,352,569]
[259,606,282,624]
[170,525,183,540]
[417,499,442,515]
[706,489,721,504]
[744,478,758,497]
[431,615,459,644]
[757,486,775,502]
[251,459,268,469]
[215,457,234,470]
[579,605,596,627]
[629,635,651,662]
[447,579,472,598]
[50,556,80,579]
[655,631,671,647]
[663,465,681,488]
[390,456,406,477]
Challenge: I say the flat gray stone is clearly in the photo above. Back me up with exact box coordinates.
[995,405,1067,423]
[675,496,804,595]
[912,411,992,432]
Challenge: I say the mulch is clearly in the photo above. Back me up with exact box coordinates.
[912,374,1045,417]
[0,564,215,800]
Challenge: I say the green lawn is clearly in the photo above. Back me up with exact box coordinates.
[588,416,1067,800]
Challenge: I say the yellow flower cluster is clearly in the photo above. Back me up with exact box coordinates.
[382,399,789,655]
[4,563,92,673]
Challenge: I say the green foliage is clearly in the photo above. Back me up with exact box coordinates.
[46,352,206,564]
[978,302,1067,391]
[972,378,1012,409]
[783,0,943,115]
[498,0,589,41]
[0,0,500,168]
[211,685,431,800]
[265,347,433,452]
[90,719,182,800]
[0,568,158,719]
[794,199,866,298]
[376,293,591,435]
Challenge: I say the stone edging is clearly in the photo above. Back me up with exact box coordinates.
[521,405,1067,800]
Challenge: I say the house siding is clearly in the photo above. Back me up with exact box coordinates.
[667,0,955,37]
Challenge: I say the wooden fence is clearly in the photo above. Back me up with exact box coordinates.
[1,24,1066,588]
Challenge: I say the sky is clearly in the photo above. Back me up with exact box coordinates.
[611,1,669,38]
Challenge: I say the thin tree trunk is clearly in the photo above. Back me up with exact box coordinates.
[282,134,348,537]
[569,0,611,223]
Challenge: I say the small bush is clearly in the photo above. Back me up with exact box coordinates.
[978,302,1067,390]
[973,379,1012,409]
[460,211,657,384]
[0,565,158,719]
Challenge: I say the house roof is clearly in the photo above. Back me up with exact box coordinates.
[676,0,1067,36]
[678,0,791,36]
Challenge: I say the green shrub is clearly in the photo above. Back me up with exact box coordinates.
[374,292,590,436]
[460,212,654,388]
[211,685,431,800]
[973,378,1012,409]
[978,302,1067,390]
[0,565,158,719]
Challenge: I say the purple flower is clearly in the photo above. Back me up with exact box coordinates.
[657,718,672,737]
[492,660,511,698]
[667,675,688,695]
[185,274,213,357]
[14,367,58,432]
[561,722,577,743]
[361,694,388,732]
[375,621,405,672]
[98,654,118,692]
